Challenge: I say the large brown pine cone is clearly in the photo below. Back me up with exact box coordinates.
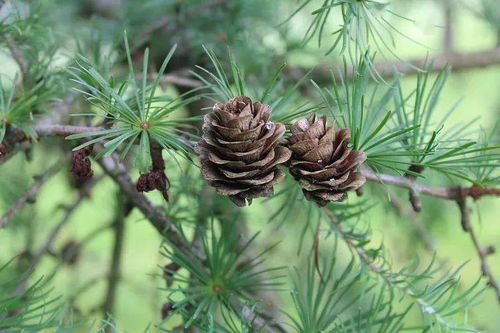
[198,96,291,206]
[285,116,367,206]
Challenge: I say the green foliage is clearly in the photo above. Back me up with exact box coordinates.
[159,222,284,329]
[314,57,420,174]
[392,67,500,183]
[0,259,62,332]
[286,244,409,333]
[284,0,422,66]
[194,47,322,125]
[67,36,201,170]
[0,75,56,143]
[0,0,498,331]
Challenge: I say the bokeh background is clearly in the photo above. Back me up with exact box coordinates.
[0,0,499,331]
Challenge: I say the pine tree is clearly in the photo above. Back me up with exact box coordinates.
[1,0,500,332]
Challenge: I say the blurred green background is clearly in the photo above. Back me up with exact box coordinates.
[0,0,499,331]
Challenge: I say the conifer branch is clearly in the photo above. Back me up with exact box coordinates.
[98,154,287,333]
[7,124,500,203]
[322,208,471,329]
[0,163,62,229]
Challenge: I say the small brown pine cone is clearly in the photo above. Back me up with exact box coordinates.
[285,116,367,206]
[71,145,94,186]
[136,170,170,201]
[161,302,174,319]
[60,240,80,265]
[0,143,7,157]
[197,96,291,206]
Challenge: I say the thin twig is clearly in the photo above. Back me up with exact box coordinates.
[102,193,130,323]
[31,176,102,268]
[0,163,62,228]
[297,47,500,82]
[455,189,500,303]
[12,124,500,203]
[98,153,287,333]
[387,189,437,252]
[361,166,500,201]
[97,154,184,244]
[322,208,455,327]
[8,124,500,203]
[3,33,30,84]
[133,0,229,46]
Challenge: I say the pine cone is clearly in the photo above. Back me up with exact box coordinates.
[285,116,367,206]
[71,145,94,186]
[198,96,291,206]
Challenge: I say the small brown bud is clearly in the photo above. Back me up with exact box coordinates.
[71,145,94,186]
[136,170,169,201]
[163,262,180,287]
[161,302,174,319]
[0,143,7,157]
[60,240,80,265]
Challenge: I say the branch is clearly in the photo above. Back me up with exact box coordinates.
[136,72,203,88]
[295,47,500,83]
[455,190,500,303]
[33,124,104,136]
[361,166,500,201]
[97,154,185,246]
[10,124,500,203]
[322,208,459,327]
[103,192,131,321]
[3,33,30,84]
[133,0,230,46]
[31,176,102,268]
[387,189,437,252]
[0,163,62,229]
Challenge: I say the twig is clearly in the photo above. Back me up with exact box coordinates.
[133,0,229,46]
[293,47,500,83]
[8,124,500,204]
[103,193,132,322]
[387,190,437,252]
[442,2,455,56]
[405,165,425,212]
[12,124,500,203]
[3,33,30,84]
[322,208,454,327]
[361,166,500,201]
[98,154,286,333]
[34,124,104,136]
[97,154,184,245]
[455,188,500,303]
[0,163,62,228]
[159,73,202,88]
[235,300,289,333]
[31,176,102,268]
